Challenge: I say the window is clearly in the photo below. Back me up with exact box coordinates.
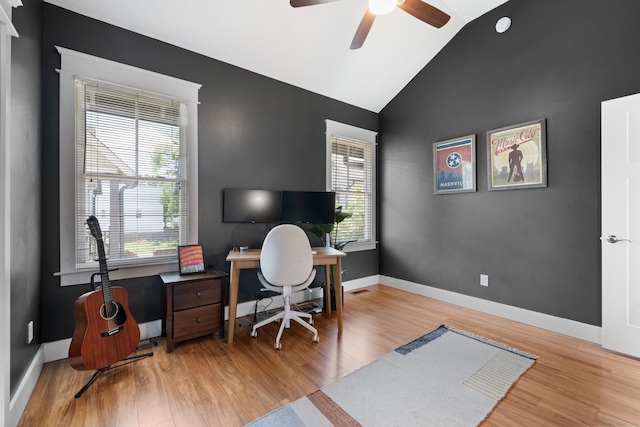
[325,120,377,252]
[76,81,187,265]
[57,47,201,285]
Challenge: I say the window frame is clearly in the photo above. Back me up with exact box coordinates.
[325,119,377,252]
[56,47,201,286]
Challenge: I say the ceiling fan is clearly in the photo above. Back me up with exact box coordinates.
[290,0,451,49]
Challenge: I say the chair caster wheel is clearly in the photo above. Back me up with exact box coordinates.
[251,330,257,338]
[274,342,282,350]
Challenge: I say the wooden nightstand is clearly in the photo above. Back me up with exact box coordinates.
[160,269,228,353]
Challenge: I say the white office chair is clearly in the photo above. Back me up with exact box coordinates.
[250,224,319,349]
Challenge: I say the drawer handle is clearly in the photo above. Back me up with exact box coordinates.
[196,318,202,323]
[196,291,202,297]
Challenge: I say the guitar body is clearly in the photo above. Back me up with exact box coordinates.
[69,286,140,371]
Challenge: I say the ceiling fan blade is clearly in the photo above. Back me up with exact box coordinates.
[398,0,450,28]
[290,0,344,7]
[350,10,376,50]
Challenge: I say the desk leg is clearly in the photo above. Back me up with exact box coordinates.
[227,262,239,344]
[324,265,332,314]
[335,258,343,335]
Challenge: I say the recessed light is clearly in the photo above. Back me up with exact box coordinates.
[495,16,511,34]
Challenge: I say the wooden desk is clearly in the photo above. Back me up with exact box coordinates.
[225,247,346,344]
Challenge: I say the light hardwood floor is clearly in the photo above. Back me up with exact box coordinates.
[18,285,640,426]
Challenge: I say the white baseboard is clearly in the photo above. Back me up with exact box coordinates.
[379,275,602,344]
[17,274,598,427]
[14,277,377,426]
[41,277,379,363]
[343,274,380,292]
[224,286,322,320]
[139,319,163,340]
[222,276,379,321]
[41,275,600,362]
[9,345,43,427]
[43,338,70,364]
[43,319,163,364]
[16,321,161,426]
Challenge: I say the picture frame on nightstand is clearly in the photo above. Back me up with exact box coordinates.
[178,244,205,275]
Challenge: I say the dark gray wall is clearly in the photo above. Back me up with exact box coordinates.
[379,0,640,326]
[39,4,378,343]
[10,0,42,397]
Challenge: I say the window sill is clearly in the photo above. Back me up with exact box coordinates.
[342,241,377,253]
[58,260,179,286]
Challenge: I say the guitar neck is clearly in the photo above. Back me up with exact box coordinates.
[95,236,114,313]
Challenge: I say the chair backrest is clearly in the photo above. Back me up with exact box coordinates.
[260,224,313,287]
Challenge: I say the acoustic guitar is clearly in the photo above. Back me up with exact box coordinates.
[68,216,141,371]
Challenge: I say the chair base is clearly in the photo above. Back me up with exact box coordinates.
[251,298,319,349]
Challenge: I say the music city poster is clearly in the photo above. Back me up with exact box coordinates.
[487,119,547,191]
[433,135,476,194]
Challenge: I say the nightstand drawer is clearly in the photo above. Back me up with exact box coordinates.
[173,304,222,338]
[173,280,221,310]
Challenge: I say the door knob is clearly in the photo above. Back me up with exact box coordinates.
[605,235,631,244]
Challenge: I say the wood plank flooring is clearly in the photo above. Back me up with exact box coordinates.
[18,285,640,426]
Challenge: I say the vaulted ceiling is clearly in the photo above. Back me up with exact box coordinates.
[45,0,508,112]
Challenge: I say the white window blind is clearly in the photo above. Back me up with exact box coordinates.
[331,136,374,246]
[75,80,189,269]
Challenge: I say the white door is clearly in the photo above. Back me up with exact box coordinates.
[601,93,640,357]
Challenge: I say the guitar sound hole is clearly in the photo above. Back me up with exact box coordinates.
[100,301,119,320]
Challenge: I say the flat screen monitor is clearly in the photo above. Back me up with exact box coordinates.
[223,189,282,223]
[281,191,335,224]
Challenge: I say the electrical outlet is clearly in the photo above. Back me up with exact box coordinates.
[28,321,34,344]
[480,274,489,287]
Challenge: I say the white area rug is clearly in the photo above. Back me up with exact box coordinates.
[247,325,538,427]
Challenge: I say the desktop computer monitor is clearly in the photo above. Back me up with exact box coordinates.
[223,189,282,223]
[281,191,335,224]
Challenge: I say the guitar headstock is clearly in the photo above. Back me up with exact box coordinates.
[86,215,103,240]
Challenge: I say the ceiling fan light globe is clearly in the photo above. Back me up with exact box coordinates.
[369,0,395,15]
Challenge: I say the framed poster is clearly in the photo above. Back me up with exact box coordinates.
[178,245,205,275]
[433,134,476,194]
[487,119,547,191]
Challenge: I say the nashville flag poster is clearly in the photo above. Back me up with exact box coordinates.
[434,135,476,194]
